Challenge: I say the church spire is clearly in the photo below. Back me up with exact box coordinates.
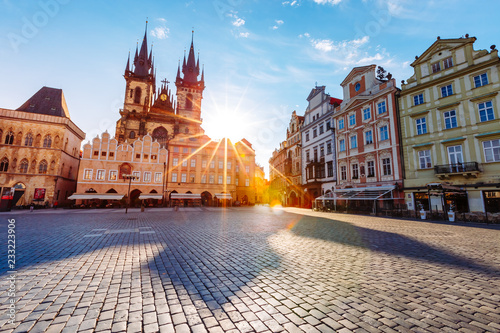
[125,51,130,74]
[133,21,150,77]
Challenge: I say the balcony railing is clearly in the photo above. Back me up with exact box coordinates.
[434,162,481,179]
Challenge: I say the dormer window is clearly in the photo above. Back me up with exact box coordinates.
[443,57,453,69]
[432,62,441,73]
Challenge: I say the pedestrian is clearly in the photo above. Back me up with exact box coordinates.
[30,203,34,212]
[54,201,58,209]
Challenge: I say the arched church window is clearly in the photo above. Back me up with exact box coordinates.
[134,87,142,104]
[129,131,136,139]
[4,131,14,145]
[24,133,34,146]
[39,160,48,174]
[152,127,168,148]
[186,93,193,110]
[19,159,29,173]
[43,135,52,148]
[0,157,9,172]
[130,89,133,98]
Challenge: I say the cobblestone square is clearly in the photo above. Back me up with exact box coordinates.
[0,207,499,332]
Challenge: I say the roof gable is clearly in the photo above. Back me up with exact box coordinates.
[341,65,376,87]
[411,37,476,67]
[16,86,70,118]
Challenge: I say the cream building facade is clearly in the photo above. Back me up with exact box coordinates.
[0,87,85,209]
[399,35,500,214]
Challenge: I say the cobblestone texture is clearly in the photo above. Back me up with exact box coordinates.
[0,206,499,332]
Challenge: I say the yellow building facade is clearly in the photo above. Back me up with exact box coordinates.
[399,36,500,214]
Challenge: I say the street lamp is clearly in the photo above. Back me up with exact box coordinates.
[123,174,138,214]
[162,162,166,207]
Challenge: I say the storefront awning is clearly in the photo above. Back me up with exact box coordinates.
[170,193,202,200]
[214,193,232,200]
[68,193,125,200]
[316,186,395,201]
[139,194,163,200]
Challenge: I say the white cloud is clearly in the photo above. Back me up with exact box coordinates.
[282,1,300,6]
[233,18,245,27]
[313,0,343,5]
[276,20,284,25]
[311,36,369,53]
[272,26,279,30]
[151,27,169,39]
[239,32,250,38]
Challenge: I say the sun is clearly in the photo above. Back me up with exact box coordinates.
[204,109,250,142]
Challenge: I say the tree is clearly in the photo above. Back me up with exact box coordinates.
[376,66,387,80]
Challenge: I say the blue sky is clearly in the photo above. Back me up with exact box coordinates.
[1,0,499,176]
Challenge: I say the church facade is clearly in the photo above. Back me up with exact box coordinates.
[76,27,256,206]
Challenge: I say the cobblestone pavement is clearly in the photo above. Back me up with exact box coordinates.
[0,206,499,333]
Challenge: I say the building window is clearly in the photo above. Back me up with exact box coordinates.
[244,165,249,173]
[352,164,359,179]
[478,101,494,122]
[202,160,207,168]
[186,93,193,109]
[210,160,215,168]
[0,158,9,172]
[201,174,207,183]
[171,173,178,182]
[135,153,141,159]
[338,119,344,130]
[340,165,347,180]
[218,161,223,169]
[418,150,432,169]
[25,133,34,146]
[313,128,317,138]
[209,175,214,184]
[96,169,105,180]
[227,161,232,169]
[129,131,136,139]
[474,73,489,88]
[4,132,14,145]
[367,161,375,177]
[183,147,188,153]
[363,108,371,120]
[181,173,187,182]
[313,148,318,161]
[327,142,332,154]
[382,158,392,176]
[443,57,453,69]
[218,175,223,184]
[38,160,48,174]
[377,101,387,114]
[339,139,346,152]
[109,170,117,180]
[349,114,355,126]
[191,159,196,167]
[326,121,331,130]
[84,169,92,180]
[350,135,357,149]
[432,62,441,73]
[380,125,389,141]
[245,178,250,186]
[235,164,239,173]
[151,155,156,160]
[154,172,162,183]
[182,159,188,167]
[416,117,427,135]
[327,161,333,177]
[190,174,195,183]
[132,171,140,181]
[414,93,424,106]
[365,130,373,145]
[173,147,179,153]
[227,176,231,184]
[172,158,178,166]
[320,144,325,157]
[443,110,458,129]
[483,139,500,162]
[305,132,310,142]
[306,150,310,162]
[144,172,151,182]
[441,84,453,98]
[43,135,52,148]
[319,125,324,134]
[235,177,238,186]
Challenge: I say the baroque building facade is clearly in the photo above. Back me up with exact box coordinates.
[301,86,341,208]
[399,35,500,214]
[0,87,85,209]
[333,65,404,213]
[285,111,304,206]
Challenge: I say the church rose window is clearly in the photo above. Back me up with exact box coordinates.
[152,127,168,148]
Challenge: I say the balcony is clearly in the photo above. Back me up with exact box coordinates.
[434,162,481,179]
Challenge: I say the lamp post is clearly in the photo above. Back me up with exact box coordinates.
[162,162,166,207]
[163,132,176,208]
[123,174,138,214]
